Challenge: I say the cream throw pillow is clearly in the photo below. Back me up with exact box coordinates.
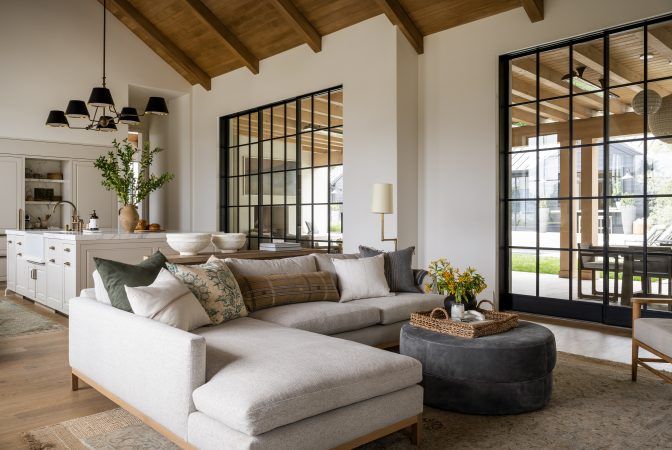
[125,268,211,331]
[333,254,390,302]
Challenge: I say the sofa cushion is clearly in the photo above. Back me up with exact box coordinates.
[333,254,390,302]
[635,318,672,357]
[313,253,359,291]
[249,301,380,335]
[192,318,421,436]
[351,293,446,324]
[359,245,418,293]
[237,271,339,312]
[223,255,317,277]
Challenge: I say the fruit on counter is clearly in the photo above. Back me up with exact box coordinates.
[148,223,161,231]
[135,219,148,231]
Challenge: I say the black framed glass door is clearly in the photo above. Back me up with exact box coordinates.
[499,14,672,327]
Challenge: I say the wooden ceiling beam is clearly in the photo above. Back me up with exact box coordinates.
[511,77,592,118]
[105,0,211,90]
[512,95,569,122]
[268,0,322,53]
[183,0,259,74]
[520,0,543,23]
[375,0,423,54]
[648,27,672,58]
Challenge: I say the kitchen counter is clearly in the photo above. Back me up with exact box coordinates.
[6,229,167,241]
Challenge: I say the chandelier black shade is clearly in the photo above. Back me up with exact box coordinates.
[65,100,89,118]
[45,0,168,132]
[88,87,114,107]
[119,107,141,125]
[46,110,69,127]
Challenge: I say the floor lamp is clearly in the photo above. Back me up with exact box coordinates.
[371,183,397,250]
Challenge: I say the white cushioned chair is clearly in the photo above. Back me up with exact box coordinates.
[631,297,672,384]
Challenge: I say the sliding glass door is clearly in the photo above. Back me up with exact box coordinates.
[500,15,672,326]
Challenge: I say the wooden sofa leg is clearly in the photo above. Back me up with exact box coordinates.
[410,414,422,445]
[71,372,79,391]
[631,341,638,382]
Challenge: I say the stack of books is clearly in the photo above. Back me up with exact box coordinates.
[259,242,302,252]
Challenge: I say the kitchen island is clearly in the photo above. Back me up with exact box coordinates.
[5,230,174,314]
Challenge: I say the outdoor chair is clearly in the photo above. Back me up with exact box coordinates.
[632,297,672,384]
[577,243,619,301]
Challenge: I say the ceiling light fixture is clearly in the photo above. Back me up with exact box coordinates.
[45,0,168,131]
[639,53,654,60]
[561,67,619,99]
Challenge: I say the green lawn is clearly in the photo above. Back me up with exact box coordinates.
[512,253,560,275]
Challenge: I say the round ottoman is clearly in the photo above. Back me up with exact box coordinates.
[400,321,556,415]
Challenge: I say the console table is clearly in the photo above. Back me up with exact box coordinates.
[165,248,326,265]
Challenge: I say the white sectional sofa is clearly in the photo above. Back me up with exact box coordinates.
[69,254,446,449]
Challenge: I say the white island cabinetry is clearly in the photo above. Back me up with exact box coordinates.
[5,230,175,315]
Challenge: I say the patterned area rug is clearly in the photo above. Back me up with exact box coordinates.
[23,353,672,449]
[0,298,65,337]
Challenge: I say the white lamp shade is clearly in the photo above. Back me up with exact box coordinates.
[371,183,393,214]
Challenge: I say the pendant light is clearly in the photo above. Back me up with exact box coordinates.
[45,0,168,131]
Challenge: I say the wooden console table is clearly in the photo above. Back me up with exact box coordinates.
[165,248,326,265]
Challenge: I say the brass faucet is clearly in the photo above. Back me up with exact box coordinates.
[45,200,83,231]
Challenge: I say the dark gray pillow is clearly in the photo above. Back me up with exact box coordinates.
[358,246,418,293]
[94,251,167,312]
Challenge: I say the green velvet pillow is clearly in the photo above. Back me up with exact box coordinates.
[94,251,167,312]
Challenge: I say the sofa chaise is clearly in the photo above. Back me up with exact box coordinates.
[69,254,446,449]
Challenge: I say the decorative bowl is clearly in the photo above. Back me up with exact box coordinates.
[212,233,247,253]
[166,233,212,256]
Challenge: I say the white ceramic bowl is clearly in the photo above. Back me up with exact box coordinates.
[212,233,247,253]
[166,233,212,256]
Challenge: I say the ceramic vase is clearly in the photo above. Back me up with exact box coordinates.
[119,205,139,233]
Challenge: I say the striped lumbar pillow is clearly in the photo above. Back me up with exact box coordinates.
[236,271,339,312]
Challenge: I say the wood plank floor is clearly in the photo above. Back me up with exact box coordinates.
[1,294,666,448]
[0,293,114,449]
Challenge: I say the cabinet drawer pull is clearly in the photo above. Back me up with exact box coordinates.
[49,246,56,250]
[7,240,12,244]
[49,259,56,263]
[64,247,71,252]
[64,262,71,267]
[17,252,22,257]
[17,242,22,246]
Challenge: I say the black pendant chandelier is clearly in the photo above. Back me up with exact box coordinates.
[45,0,168,131]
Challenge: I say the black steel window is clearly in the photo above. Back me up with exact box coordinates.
[220,86,343,252]
[499,15,672,326]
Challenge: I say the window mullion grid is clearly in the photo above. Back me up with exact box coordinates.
[296,100,302,244]
[270,108,274,244]
[643,25,649,297]
[535,51,540,299]
[284,102,288,243]
[311,95,315,248]
[327,90,332,253]
[602,33,610,307]
[568,44,574,302]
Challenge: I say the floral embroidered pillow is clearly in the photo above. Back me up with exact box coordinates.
[166,257,247,325]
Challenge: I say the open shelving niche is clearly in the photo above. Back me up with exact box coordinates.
[24,158,74,230]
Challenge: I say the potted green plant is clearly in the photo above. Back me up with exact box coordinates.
[427,258,487,318]
[94,139,174,232]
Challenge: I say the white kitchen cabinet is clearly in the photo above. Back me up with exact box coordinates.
[62,259,76,315]
[15,250,28,297]
[5,237,15,291]
[73,160,117,229]
[46,261,63,310]
[0,156,23,232]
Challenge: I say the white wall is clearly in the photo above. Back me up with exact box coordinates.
[191,16,413,252]
[419,0,672,300]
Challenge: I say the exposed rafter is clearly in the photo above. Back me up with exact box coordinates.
[572,44,644,94]
[511,78,592,118]
[104,0,211,90]
[520,0,543,23]
[648,26,672,58]
[375,0,423,54]
[512,96,569,122]
[268,0,322,53]
[183,0,259,74]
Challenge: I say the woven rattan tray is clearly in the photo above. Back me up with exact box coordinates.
[410,300,518,338]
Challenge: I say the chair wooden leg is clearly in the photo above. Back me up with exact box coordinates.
[409,414,421,445]
[71,372,79,391]
[631,341,638,382]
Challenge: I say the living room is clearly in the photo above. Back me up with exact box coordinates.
[1,0,672,448]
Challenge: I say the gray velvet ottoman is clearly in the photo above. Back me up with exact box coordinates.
[400,321,556,415]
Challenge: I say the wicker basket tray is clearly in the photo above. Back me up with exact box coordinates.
[410,300,518,338]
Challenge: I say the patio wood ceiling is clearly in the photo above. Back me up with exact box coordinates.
[101,0,542,90]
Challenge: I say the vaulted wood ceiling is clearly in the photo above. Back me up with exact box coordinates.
[102,0,543,90]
